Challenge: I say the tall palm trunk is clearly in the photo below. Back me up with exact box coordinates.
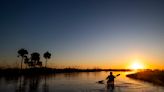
[45,59,47,68]
[21,57,23,70]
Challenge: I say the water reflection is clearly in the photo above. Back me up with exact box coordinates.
[13,75,51,92]
[29,76,40,92]
[0,72,164,92]
[42,75,49,92]
[14,76,40,92]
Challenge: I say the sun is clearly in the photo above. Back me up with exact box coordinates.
[129,60,144,70]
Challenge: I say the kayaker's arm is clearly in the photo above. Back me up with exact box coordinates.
[114,74,120,78]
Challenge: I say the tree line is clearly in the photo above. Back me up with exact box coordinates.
[17,48,51,70]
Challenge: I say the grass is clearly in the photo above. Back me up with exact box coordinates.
[126,70,164,86]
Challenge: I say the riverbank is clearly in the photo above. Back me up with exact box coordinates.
[126,70,164,86]
[0,68,132,76]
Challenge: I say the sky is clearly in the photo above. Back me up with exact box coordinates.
[0,0,164,69]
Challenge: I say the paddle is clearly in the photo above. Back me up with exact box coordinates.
[97,74,120,84]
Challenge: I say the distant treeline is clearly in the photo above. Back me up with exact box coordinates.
[0,48,134,77]
[0,67,132,76]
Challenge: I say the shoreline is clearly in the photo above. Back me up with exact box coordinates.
[0,68,132,76]
[126,70,164,86]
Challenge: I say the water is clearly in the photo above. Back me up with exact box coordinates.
[0,71,164,92]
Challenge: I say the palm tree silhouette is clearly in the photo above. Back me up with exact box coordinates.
[43,52,51,68]
[24,56,29,68]
[31,52,40,68]
[17,48,28,70]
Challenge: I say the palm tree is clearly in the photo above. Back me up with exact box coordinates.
[43,52,51,68]
[31,52,40,68]
[24,56,29,68]
[17,48,28,70]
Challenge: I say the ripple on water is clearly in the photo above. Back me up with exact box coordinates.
[1,72,164,92]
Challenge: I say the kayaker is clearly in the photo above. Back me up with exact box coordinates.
[106,72,116,89]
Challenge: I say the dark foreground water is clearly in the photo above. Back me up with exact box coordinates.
[0,71,164,92]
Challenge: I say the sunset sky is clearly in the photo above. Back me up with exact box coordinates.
[0,0,164,69]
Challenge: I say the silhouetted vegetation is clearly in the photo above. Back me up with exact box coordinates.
[127,70,164,86]
[17,48,53,70]
[0,67,132,77]
[0,48,132,77]
[43,51,51,68]
[17,48,28,70]
[30,52,42,68]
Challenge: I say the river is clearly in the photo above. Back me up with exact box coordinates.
[0,71,164,92]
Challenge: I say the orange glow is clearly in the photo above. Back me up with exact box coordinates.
[129,59,145,70]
